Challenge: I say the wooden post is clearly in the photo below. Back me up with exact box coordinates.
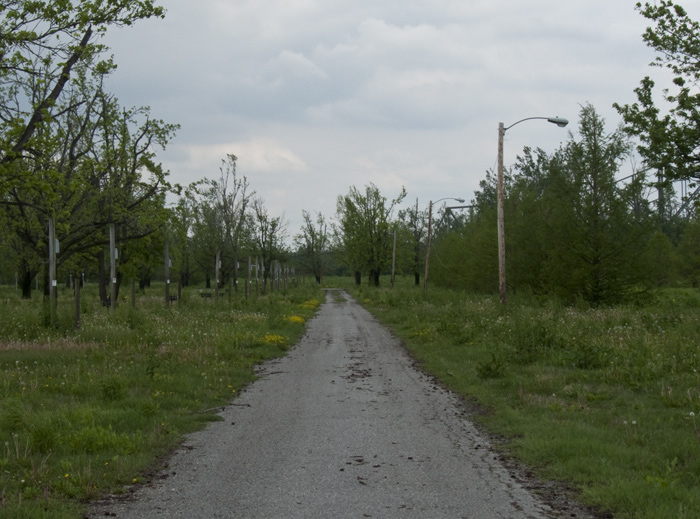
[215,250,220,302]
[255,256,259,296]
[110,224,116,311]
[424,200,433,290]
[74,274,80,329]
[164,238,170,307]
[391,229,397,288]
[48,216,57,320]
[246,256,251,299]
[497,122,506,305]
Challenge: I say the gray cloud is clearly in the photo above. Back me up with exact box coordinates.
[100,0,698,233]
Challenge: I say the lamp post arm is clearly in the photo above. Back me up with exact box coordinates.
[505,116,569,133]
[497,115,568,305]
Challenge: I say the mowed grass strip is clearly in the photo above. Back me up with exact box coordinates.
[338,277,700,519]
[0,283,321,519]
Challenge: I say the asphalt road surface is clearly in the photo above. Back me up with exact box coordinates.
[89,289,579,519]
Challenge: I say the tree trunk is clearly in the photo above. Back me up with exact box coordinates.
[354,270,361,286]
[414,272,420,286]
[369,270,380,287]
[21,270,33,299]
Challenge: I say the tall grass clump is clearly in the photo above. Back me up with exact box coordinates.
[0,282,321,518]
[346,278,700,519]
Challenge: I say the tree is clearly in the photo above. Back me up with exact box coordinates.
[537,105,654,304]
[430,106,655,304]
[193,155,253,289]
[677,219,700,287]
[614,1,700,182]
[251,198,287,292]
[0,75,177,299]
[396,199,427,286]
[0,0,165,189]
[0,1,170,300]
[295,210,330,284]
[335,183,406,286]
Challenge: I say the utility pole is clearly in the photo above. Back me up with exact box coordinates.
[497,122,506,305]
[423,200,433,291]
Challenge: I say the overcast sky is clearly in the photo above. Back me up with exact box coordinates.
[100,0,696,235]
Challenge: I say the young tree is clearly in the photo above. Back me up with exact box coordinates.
[194,155,253,288]
[0,76,177,300]
[0,0,165,190]
[614,1,700,182]
[397,199,427,286]
[543,104,654,304]
[335,183,406,286]
[250,198,287,292]
[295,210,330,284]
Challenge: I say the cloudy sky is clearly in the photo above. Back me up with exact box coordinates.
[100,0,695,234]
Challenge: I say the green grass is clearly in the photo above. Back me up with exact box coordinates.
[0,281,322,518]
[333,276,700,519]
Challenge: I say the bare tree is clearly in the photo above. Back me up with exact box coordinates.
[295,210,329,284]
[251,198,287,292]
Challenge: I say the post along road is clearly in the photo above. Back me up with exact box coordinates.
[90,289,585,518]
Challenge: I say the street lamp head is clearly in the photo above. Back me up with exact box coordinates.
[456,198,465,203]
[547,116,569,128]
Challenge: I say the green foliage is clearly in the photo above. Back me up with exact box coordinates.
[615,1,700,182]
[476,351,508,379]
[294,210,331,283]
[335,183,406,286]
[430,105,656,304]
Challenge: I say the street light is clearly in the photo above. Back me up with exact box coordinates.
[424,196,465,290]
[497,116,568,305]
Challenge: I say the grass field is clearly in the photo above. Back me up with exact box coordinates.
[0,281,322,518]
[334,277,700,519]
[3,277,699,518]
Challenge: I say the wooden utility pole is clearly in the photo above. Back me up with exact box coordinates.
[497,122,506,305]
[423,201,433,291]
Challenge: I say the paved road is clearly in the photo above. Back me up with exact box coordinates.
[90,289,560,518]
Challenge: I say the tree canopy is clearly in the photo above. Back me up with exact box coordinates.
[615,1,700,182]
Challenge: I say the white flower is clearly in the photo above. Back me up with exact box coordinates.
[691,412,696,417]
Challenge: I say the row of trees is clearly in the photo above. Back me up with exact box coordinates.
[2,1,699,308]
[327,2,700,305]
[0,1,176,300]
[0,2,322,301]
